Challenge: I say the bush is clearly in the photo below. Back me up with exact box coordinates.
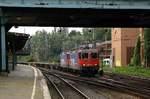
[132,36,141,66]
[17,56,36,62]
[103,66,150,78]
[144,28,150,67]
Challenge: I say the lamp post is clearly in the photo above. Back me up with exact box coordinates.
[93,28,94,48]
[92,28,96,48]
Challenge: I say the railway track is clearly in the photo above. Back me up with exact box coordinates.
[103,72,150,90]
[44,74,64,99]
[38,67,150,99]
[55,72,150,99]
[20,62,150,99]
[42,70,90,99]
[66,78,139,99]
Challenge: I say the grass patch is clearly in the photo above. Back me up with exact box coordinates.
[17,56,34,62]
[103,66,150,78]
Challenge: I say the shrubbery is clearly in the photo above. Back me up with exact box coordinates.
[132,36,141,66]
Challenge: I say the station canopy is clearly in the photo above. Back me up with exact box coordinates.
[7,32,30,52]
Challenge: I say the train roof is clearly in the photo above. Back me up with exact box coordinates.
[61,49,98,54]
[78,49,98,53]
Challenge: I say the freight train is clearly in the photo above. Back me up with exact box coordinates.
[60,48,103,75]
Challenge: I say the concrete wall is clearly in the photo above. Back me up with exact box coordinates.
[112,28,140,67]
[112,28,122,66]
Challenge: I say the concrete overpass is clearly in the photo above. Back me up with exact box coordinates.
[0,0,150,27]
[1,0,150,72]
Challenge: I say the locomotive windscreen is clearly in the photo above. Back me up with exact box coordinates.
[91,53,98,59]
[81,53,88,59]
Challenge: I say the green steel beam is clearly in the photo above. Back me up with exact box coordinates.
[0,0,149,9]
[0,16,6,71]
[0,8,8,72]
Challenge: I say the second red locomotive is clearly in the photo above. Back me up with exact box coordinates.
[60,48,101,74]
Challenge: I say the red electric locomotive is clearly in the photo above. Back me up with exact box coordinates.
[60,48,101,74]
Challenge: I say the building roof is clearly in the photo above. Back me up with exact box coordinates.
[8,32,30,51]
[96,41,111,46]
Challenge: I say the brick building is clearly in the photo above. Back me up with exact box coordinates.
[112,28,141,66]
[96,41,111,59]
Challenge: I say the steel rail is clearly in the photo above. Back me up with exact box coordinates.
[38,67,150,98]
[41,69,90,99]
[56,73,150,99]
[43,69,150,99]
[98,77,150,91]
[43,73,65,99]
[52,74,90,99]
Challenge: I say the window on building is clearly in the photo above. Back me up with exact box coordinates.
[127,47,134,65]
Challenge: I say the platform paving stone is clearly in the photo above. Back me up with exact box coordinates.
[0,65,44,99]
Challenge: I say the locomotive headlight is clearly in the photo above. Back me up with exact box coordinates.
[95,64,97,66]
[83,64,85,66]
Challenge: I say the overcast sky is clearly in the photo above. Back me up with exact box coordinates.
[9,26,82,35]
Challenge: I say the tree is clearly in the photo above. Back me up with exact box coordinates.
[132,36,141,66]
[82,28,111,43]
[94,28,111,41]
[144,28,150,67]
[68,30,82,48]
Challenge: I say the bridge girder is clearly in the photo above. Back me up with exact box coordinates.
[0,1,150,27]
[0,0,150,9]
[1,7,150,27]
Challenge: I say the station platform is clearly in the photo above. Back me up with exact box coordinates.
[0,64,51,99]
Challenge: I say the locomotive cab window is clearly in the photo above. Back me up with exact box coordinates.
[91,53,98,59]
[82,53,88,59]
[79,53,81,59]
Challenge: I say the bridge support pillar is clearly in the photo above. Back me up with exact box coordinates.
[12,39,17,70]
[0,16,8,72]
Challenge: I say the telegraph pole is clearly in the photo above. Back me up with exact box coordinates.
[93,28,96,48]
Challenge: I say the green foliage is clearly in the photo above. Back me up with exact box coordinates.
[132,36,141,66]
[144,28,150,67]
[94,28,111,41]
[17,56,35,62]
[82,28,111,43]
[103,66,150,78]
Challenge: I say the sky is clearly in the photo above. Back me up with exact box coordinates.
[9,26,83,35]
